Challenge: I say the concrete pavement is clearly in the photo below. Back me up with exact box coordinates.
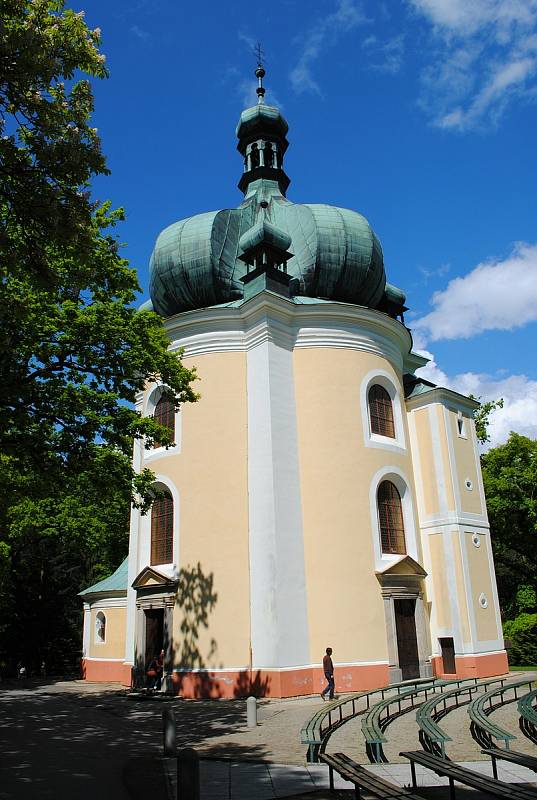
[2,674,537,799]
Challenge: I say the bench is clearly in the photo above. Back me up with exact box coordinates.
[300,678,438,763]
[468,679,533,749]
[320,751,426,799]
[361,678,475,763]
[417,676,506,757]
[519,688,537,742]
[482,747,537,780]
[400,749,537,800]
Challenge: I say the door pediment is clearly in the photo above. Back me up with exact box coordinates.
[132,566,177,590]
[376,555,427,578]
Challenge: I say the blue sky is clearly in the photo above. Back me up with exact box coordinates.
[75,0,537,447]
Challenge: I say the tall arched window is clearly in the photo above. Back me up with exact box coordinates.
[151,492,174,565]
[153,394,175,444]
[377,480,406,554]
[368,384,395,438]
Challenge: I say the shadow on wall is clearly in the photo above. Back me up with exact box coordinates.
[171,562,221,698]
[233,669,271,698]
[167,563,272,698]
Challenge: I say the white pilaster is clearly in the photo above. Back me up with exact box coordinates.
[125,436,144,665]
[246,319,310,668]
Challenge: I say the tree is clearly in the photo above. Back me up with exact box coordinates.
[481,433,537,618]
[0,2,198,674]
[472,397,504,444]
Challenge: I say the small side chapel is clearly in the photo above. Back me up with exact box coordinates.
[80,68,508,698]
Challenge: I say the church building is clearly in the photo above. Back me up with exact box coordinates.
[80,67,508,698]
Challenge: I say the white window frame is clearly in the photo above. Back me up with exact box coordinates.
[143,383,182,460]
[139,476,180,572]
[361,369,406,453]
[369,466,419,570]
[95,611,106,645]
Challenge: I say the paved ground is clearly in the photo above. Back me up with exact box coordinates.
[1,673,536,799]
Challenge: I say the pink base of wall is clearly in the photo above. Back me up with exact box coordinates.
[171,663,390,699]
[432,651,509,680]
[81,658,132,686]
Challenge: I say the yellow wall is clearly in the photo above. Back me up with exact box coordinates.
[293,347,419,664]
[427,534,452,630]
[412,408,440,517]
[435,406,456,512]
[89,606,126,659]
[451,536,471,645]
[144,351,250,670]
[464,532,500,642]
[449,412,483,516]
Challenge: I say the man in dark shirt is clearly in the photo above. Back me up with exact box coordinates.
[320,647,334,700]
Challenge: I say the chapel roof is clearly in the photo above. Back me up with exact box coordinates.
[147,66,407,320]
[79,557,128,598]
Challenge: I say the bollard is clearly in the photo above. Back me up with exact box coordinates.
[177,747,200,800]
[247,695,257,727]
[162,708,176,756]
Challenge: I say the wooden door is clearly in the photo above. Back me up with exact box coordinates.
[144,608,164,668]
[439,637,456,674]
[394,599,420,680]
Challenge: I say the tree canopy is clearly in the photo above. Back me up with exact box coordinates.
[481,433,537,618]
[0,1,198,674]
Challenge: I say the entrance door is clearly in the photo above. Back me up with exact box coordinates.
[394,599,420,680]
[439,637,456,674]
[144,609,164,668]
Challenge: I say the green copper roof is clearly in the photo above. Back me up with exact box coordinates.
[148,89,406,319]
[79,557,128,597]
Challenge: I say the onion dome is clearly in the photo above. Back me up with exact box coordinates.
[148,66,406,320]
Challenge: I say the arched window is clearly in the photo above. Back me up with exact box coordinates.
[95,612,106,643]
[151,492,174,565]
[368,384,395,438]
[153,394,175,444]
[377,480,406,554]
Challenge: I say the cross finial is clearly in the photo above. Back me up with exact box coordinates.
[254,41,266,104]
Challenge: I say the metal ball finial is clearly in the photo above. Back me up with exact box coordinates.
[254,42,266,104]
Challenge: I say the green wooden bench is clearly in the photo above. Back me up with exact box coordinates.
[482,747,537,780]
[400,749,537,800]
[468,679,533,750]
[417,676,506,757]
[320,751,427,799]
[300,677,437,763]
[518,687,537,742]
[361,678,475,763]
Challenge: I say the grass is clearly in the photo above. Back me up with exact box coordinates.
[510,665,537,671]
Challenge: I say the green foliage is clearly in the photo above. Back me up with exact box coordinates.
[503,614,537,667]
[471,396,504,444]
[516,585,537,614]
[0,2,198,674]
[481,433,537,619]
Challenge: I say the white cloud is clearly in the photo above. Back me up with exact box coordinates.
[131,25,150,41]
[290,0,368,95]
[407,0,537,128]
[363,34,405,74]
[414,242,537,342]
[416,351,537,447]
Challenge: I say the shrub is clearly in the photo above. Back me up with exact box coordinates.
[503,613,537,666]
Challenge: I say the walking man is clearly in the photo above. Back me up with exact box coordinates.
[320,647,335,700]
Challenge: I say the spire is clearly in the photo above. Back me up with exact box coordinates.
[255,42,266,105]
[255,64,266,104]
[235,60,291,196]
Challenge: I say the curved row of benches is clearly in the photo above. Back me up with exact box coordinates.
[417,676,506,757]
[300,676,434,762]
[302,673,537,766]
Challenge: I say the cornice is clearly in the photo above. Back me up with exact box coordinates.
[405,387,480,413]
[164,292,413,370]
